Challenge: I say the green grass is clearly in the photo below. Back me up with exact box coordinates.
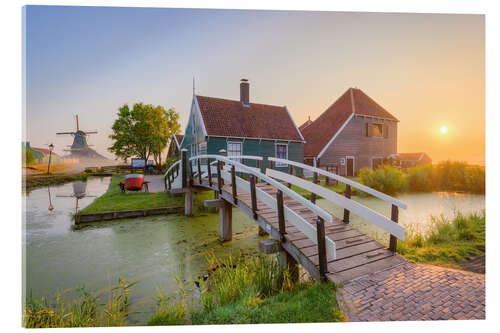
[80,175,183,213]
[147,254,344,325]
[398,210,485,268]
[23,173,89,190]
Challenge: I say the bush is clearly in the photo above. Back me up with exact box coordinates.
[359,165,407,195]
[407,164,435,192]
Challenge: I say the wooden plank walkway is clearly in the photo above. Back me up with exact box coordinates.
[193,179,406,284]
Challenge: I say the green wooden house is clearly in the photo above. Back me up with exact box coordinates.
[180,79,305,173]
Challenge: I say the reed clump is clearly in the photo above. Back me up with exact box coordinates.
[23,278,135,328]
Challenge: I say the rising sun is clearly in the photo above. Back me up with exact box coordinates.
[440,125,448,134]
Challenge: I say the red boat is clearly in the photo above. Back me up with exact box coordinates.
[124,174,144,191]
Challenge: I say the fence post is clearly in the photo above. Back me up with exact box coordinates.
[231,165,237,204]
[276,189,286,242]
[250,175,258,220]
[181,149,187,188]
[389,204,399,253]
[343,185,351,223]
[217,160,223,194]
[311,171,318,204]
[316,216,328,281]
[207,158,213,187]
[197,158,202,184]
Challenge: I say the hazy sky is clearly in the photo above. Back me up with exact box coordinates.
[25,6,484,164]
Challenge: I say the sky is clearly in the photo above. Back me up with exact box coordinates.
[24,6,485,164]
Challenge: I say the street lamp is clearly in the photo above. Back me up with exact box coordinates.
[47,143,54,175]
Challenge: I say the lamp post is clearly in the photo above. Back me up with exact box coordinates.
[47,143,54,175]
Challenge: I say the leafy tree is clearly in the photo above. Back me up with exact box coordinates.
[23,147,35,165]
[108,103,180,171]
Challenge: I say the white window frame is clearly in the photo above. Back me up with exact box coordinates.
[275,143,288,167]
[227,141,243,161]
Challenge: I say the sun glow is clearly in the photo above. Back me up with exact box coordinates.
[440,125,448,134]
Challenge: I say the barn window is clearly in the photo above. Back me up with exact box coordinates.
[365,123,384,138]
[275,144,288,166]
[227,142,242,162]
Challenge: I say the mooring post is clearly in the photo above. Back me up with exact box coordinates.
[389,204,399,253]
[316,216,328,281]
[219,199,233,241]
[343,184,351,223]
[181,149,187,188]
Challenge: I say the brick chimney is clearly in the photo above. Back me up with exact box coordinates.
[240,79,249,106]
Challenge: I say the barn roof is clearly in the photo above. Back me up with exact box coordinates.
[389,152,431,162]
[32,147,60,157]
[299,117,313,131]
[301,88,398,157]
[195,95,303,141]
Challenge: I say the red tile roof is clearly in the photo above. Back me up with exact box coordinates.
[301,88,398,157]
[390,153,430,161]
[299,118,313,131]
[196,95,303,141]
[32,147,59,157]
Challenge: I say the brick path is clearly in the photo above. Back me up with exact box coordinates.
[337,262,485,321]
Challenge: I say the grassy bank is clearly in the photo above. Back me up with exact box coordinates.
[80,175,183,213]
[398,210,485,269]
[23,278,134,328]
[148,254,344,325]
[24,173,89,190]
[359,161,485,196]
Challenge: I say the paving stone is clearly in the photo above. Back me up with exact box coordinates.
[337,262,485,322]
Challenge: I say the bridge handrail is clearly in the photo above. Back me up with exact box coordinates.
[189,154,333,223]
[164,159,181,178]
[226,155,263,161]
[266,168,405,240]
[268,157,407,209]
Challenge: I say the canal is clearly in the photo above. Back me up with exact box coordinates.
[23,177,484,324]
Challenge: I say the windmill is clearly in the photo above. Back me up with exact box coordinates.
[56,115,106,160]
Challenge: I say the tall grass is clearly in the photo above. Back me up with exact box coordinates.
[359,165,407,195]
[398,210,485,267]
[23,278,135,328]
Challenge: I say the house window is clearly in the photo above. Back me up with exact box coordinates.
[227,142,242,161]
[275,144,288,166]
[365,123,384,138]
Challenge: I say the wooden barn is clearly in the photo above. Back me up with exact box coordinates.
[386,152,432,169]
[300,88,398,177]
[180,79,305,172]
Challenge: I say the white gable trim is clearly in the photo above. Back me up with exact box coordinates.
[285,106,305,142]
[174,135,181,149]
[193,95,208,137]
[317,113,355,159]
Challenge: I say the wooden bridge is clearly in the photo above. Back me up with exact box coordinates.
[164,150,408,284]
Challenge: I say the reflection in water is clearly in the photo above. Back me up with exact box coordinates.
[55,180,96,213]
[47,185,54,211]
[24,180,485,325]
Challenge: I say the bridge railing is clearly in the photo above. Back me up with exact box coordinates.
[268,157,406,252]
[188,153,336,276]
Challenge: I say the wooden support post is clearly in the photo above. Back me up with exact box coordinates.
[219,199,232,241]
[197,158,202,184]
[288,165,293,188]
[231,165,237,204]
[250,175,258,220]
[316,216,328,281]
[343,185,351,223]
[207,159,213,187]
[389,204,399,253]
[276,189,286,242]
[258,226,267,236]
[279,250,299,283]
[311,171,318,204]
[185,190,194,216]
[167,174,171,190]
[189,160,194,187]
[181,149,187,188]
[217,161,223,194]
[262,156,268,174]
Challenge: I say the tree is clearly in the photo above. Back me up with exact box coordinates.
[108,103,181,171]
[23,147,35,166]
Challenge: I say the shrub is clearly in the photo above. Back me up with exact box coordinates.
[359,165,407,195]
[407,164,435,192]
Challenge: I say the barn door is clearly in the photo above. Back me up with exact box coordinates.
[346,157,354,177]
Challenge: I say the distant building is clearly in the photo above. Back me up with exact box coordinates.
[180,79,305,172]
[299,116,313,131]
[386,152,432,169]
[166,134,184,159]
[301,88,399,176]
